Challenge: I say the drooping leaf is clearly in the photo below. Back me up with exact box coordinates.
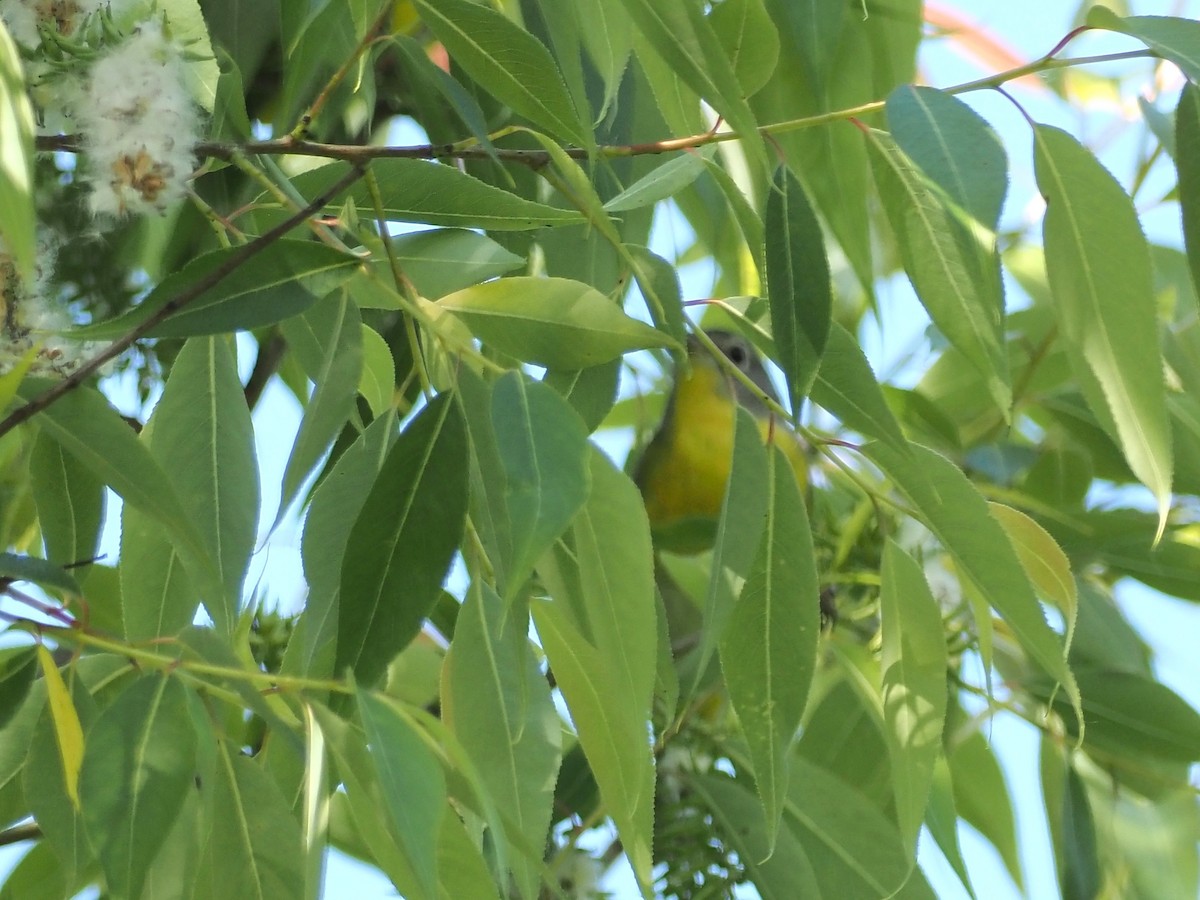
[438,276,672,368]
[1035,124,1172,531]
[950,726,1024,890]
[353,229,523,307]
[28,431,105,572]
[811,322,909,452]
[764,164,832,415]
[336,394,467,686]
[279,292,364,519]
[147,337,259,633]
[1174,83,1200,305]
[444,583,561,898]
[355,690,446,900]
[36,645,83,809]
[79,675,198,900]
[709,0,779,97]
[1086,9,1200,82]
[490,372,590,602]
[532,449,657,892]
[879,540,948,855]
[866,127,1010,413]
[719,443,820,847]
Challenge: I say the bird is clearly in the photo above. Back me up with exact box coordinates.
[633,329,808,555]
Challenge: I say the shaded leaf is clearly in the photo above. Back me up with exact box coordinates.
[1174,83,1200,304]
[811,322,908,451]
[336,394,467,686]
[29,431,105,572]
[709,0,779,96]
[1087,9,1200,81]
[0,552,81,596]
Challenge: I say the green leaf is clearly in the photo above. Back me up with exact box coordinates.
[603,148,715,213]
[623,244,687,357]
[615,0,766,168]
[542,362,620,433]
[950,727,1023,889]
[279,293,364,519]
[575,0,632,118]
[79,675,198,900]
[532,449,657,892]
[37,645,84,808]
[29,431,105,572]
[684,407,769,704]
[811,322,909,452]
[1086,9,1200,81]
[887,85,1007,229]
[17,382,220,607]
[336,394,467,686]
[0,843,72,900]
[0,20,35,279]
[292,159,584,230]
[864,441,1080,722]
[770,0,846,97]
[357,324,394,418]
[413,0,589,147]
[491,372,591,602]
[0,552,81,596]
[1174,83,1200,305]
[438,276,673,368]
[879,540,948,855]
[1034,124,1173,530]
[0,647,36,731]
[355,691,446,900]
[988,503,1078,659]
[202,743,305,899]
[765,165,832,414]
[148,337,259,633]
[444,583,561,899]
[1061,765,1102,900]
[119,499,194,640]
[719,444,819,847]
[866,127,1010,413]
[709,0,779,97]
[72,241,360,339]
[298,413,394,679]
[926,758,978,899]
[355,229,523,306]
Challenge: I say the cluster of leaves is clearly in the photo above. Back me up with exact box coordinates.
[1,0,1200,898]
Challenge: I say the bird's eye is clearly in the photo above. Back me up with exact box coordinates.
[727,342,748,367]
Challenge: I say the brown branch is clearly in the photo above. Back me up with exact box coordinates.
[0,822,41,847]
[0,164,367,440]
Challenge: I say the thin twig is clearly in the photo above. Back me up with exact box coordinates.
[0,164,368,439]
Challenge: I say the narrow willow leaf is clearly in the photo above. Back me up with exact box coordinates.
[298,412,395,678]
[1175,83,1200,303]
[491,372,590,602]
[542,361,620,433]
[604,149,714,213]
[1062,766,1102,900]
[71,241,360,339]
[120,500,194,641]
[444,584,561,898]
[623,244,687,352]
[719,444,819,846]
[811,322,908,451]
[0,20,35,278]
[356,691,446,900]
[879,541,948,855]
[36,646,83,808]
[0,552,81,596]
[29,431,105,571]
[413,0,589,147]
[865,441,1080,724]
[438,276,672,368]
[709,0,779,96]
[681,407,769,707]
[336,395,467,686]
[1087,9,1200,82]
[279,293,364,520]
[358,324,394,417]
[292,159,584,230]
[0,345,37,412]
[79,676,197,900]
[615,0,766,168]
[887,85,1007,229]
[950,726,1024,890]
[533,448,657,891]
[205,743,304,900]
[150,337,259,633]
[765,165,832,414]
[17,382,220,605]
[866,128,1010,412]
[927,759,978,899]
[771,0,846,97]
[575,0,632,118]
[988,503,1078,660]
[1035,125,1173,531]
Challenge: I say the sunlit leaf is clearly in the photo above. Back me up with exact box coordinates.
[0,20,35,279]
